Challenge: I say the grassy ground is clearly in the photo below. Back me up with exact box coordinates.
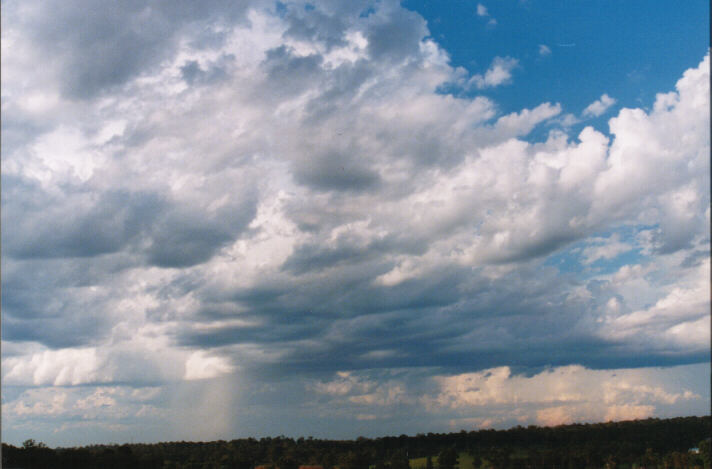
[409,452,476,469]
[408,456,431,469]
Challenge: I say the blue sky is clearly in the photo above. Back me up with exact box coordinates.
[1,0,709,447]
[407,0,709,109]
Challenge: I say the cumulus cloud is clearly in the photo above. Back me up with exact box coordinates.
[430,365,698,415]
[583,93,617,117]
[591,55,709,226]
[309,364,705,431]
[3,348,100,386]
[600,257,710,350]
[429,364,703,429]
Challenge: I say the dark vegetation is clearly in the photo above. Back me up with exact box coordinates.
[2,416,710,468]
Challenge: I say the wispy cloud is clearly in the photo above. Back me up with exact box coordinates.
[580,233,631,265]
[476,3,497,26]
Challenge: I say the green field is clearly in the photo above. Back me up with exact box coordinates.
[409,452,476,469]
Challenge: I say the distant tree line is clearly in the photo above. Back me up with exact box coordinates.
[2,416,710,469]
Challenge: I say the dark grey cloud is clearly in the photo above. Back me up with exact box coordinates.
[261,45,325,98]
[2,176,163,260]
[146,221,232,268]
[292,151,381,192]
[30,2,176,99]
[283,5,347,49]
[173,253,694,376]
[0,256,128,347]
[281,234,426,275]
[145,196,257,268]
[1,311,108,349]
[16,0,253,99]
[0,108,55,158]
[302,59,373,122]
[3,173,257,268]
[180,55,233,86]
[679,248,709,268]
[365,7,427,62]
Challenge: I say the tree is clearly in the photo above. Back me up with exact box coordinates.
[639,447,659,468]
[339,450,370,469]
[426,455,433,469]
[471,454,481,469]
[438,448,458,469]
[700,438,711,469]
[23,439,45,449]
[488,447,509,469]
[279,454,299,469]
[389,449,410,469]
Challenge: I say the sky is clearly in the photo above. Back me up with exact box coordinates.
[1,0,710,447]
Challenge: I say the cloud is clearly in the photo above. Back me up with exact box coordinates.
[580,233,632,265]
[539,44,552,56]
[599,257,710,350]
[184,351,235,380]
[475,4,496,27]
[492,102,562,137]
[1,0,709,445]
[307,364,705,432]
[428,365,700,426]
[3,348,100,386]
[468,56,518,89]
[591,54,709,226]
[5,0,252,100]
[3,0,708,376]
[583,93,617,117]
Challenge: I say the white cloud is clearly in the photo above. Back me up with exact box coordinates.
[539,44,551,56]
[476,3,496,27]
[600,257,710,349]
[602,405,656,422]
[9,390,68,417]
[583,93,616,117]
[469,56,518,89]
[314,371,414,408]
[493,102,561,136]
[184,351,235,380]
[307,364,706,431]
[75,388,118,410]
[592,54,709,228]
[2,385,164,424]
[429,365,701,426]
[2,348,100,386]
[580,233,632,265]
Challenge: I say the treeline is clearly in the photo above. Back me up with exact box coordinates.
[2,416,710,469]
